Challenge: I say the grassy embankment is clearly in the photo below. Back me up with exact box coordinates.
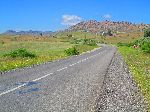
[0,34,97,72]
[118,37,150,111]
[119,46,150,110]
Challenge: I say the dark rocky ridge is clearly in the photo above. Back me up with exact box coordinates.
[2,30,53,36]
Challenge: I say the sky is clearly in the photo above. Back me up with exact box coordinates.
[0,0,150,33]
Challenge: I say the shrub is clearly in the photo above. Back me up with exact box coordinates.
[83,39,97,46]
[4,48,36,58]
[107,29,113,36]
[133,37,150,46]
[117,42,133,47]
[70,38,82,44]
[70,38,97,46]
[1,41,5,44]
[132,37,150,53]
[144,28,150,37]
[141,41,150,53]
[67,34,73,38]
[65,46,79,56]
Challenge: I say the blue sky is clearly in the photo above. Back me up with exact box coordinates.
[0,0,150,33]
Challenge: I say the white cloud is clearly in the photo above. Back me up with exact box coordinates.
[103,14,112,19]
[62,14,83,26]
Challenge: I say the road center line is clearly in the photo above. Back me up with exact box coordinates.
[57,67,68,72]
[32,73,53,82]
[0,83,27,96]
[0,51,101,97]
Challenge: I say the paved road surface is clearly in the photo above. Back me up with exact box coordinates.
[0,45,117,112]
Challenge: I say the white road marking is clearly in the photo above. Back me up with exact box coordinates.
[69,64,75,67]
[0,51,101,97]
[76,61,81,64]
[57,67,68,72]
[32,73,53,82]
[82,59,87,61]
[0,83,27,96]
[0,73,53,97]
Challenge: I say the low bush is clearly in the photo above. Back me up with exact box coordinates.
[141,41,150,53]
[133,38,148,46]
[71,38,97,46]
[133,37,150,53]
[65,46,79,56]
[117,37,150,53]
[117,42,133,47]
[144,28,150,37]
[70,38,82,44]
[83,39,97,46]
[4,48,36,58]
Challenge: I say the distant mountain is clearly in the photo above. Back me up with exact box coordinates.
[2,30,53,36]
[67,20,150,34]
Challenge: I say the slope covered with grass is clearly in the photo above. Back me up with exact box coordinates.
[119,46,150,110]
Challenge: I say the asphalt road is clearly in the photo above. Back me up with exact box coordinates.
[0,45,117,112]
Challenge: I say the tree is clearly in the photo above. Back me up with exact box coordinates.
[107,29,113,36]
[40,33,43,37]
[67,34,72,38]
[144,28,150,37]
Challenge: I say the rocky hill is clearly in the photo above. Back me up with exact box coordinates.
[67,20,150,34]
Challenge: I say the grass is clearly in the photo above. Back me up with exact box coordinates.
[56,31,143,44]
[103,32,143,44]
[0,35,98,72]
[0,31,143,72]
[0,41,72,71]
[119,46,150,111]
[75,44,98,53]
[56,31,97,39]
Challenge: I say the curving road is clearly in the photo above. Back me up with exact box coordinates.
[0,45,117,112]
[0,45,147,112]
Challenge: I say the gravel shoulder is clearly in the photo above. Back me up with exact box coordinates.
[96,52,147,112]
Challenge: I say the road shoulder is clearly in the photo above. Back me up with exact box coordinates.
[96,52,147,112]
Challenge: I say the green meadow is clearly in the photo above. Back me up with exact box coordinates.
[0,34,98,72]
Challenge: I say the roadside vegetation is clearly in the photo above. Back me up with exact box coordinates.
[4,48,36,58]
[0,31,144,72]
[65,46,79,56]
[0,35,98,72]
[118,29,150,111]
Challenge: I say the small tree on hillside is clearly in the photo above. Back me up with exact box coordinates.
[40,33,43,37]
[107,29,113,36]
[144,28,150,37]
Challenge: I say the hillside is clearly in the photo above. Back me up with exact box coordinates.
[67,20,150,34]
[2,30,53,36]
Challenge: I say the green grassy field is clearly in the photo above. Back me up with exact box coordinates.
[0,31,143,72]
[119,46,150,111]
[0,41,72,71]
[0,35,98,72]
[56,31,142,44]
